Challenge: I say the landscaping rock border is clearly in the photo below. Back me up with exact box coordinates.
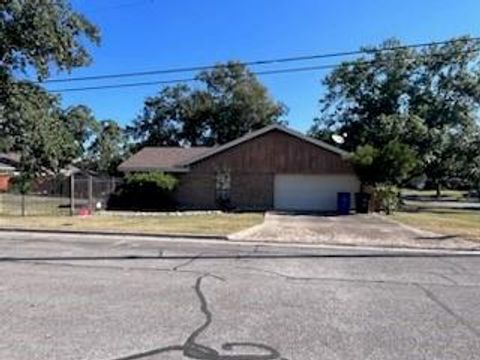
[96,210,223,217]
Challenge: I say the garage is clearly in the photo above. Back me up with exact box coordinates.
[274,174,361,211]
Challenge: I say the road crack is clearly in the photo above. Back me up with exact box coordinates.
[416,284,480,338]
[235,265,479,288]
[173,253,202,271]
[114,274,288,360]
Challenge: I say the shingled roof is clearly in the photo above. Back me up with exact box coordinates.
[119,125,348,173]
[118,147,212,172]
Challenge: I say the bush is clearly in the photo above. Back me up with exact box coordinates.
[107,172,178,211]
[373,185,400,215]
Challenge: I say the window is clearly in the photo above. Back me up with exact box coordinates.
[215,170,231,201]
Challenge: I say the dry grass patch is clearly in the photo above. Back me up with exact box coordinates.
[0,213,264,236]
[393,208,480,242]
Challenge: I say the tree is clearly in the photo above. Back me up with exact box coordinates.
[310,39,417,151]
[459,128,480,196]
[129,62,287,147]
[60,105,99,159]
[0,0,100,81]
[128,85,194,147]
[310,36,480,192]
[1,82,78,184]
[349,141,418,186]
[87,120,128,175]
[197,62,287,145]
[1,0,100,179]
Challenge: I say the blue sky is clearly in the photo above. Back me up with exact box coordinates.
[47,0,480,132]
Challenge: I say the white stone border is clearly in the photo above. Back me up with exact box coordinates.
[97,210,223,217]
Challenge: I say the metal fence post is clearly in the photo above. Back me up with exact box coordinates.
[88,174,93,212]
[70,174,75,216]
[21,192,26,217]
[111,177,116,194]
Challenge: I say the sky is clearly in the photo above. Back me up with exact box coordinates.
[46,0,480,132]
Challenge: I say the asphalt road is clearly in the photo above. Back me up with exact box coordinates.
[1,232,479,360]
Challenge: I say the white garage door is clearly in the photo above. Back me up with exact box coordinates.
[274,174,360,211]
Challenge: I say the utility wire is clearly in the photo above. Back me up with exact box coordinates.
[47,63,347,93]
[47,48,480,93]
[39,37,480,84]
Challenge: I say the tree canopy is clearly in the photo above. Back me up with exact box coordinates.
[309,36,480,191]
[0,0,100,178]
[86,120,128,175]
[129,62,287,147]
[2,81,77,177]
[0,0,100,81]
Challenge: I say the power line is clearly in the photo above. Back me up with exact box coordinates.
[50,77,196,92]
[39,37,480,85]
[48,64,344,93]
[48,48,479,93]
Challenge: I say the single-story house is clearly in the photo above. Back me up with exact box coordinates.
[0,152,85,192]
[118,124,360,211]
[0,152,20,192]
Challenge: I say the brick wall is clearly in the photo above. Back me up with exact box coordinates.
[174,130,356,210]
[174,172,274,210]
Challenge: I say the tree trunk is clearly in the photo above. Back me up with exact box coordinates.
[436,182,442,198]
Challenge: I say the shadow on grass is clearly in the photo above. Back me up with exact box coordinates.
[400,206,480,214]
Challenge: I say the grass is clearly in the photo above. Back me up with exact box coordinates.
[0,193,76,216]
[393,208,480,242]
[0,212,264,236]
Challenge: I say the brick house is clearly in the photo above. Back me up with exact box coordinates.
[0,153,19,192]
[118,124,360,211]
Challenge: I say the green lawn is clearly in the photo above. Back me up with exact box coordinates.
[0,193,74,216]
[0,213,264,236]
[393,208,480,242]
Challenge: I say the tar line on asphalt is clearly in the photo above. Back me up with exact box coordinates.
[112,273,289,360]
[1,252,479,263]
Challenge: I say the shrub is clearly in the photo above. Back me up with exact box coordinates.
[373,185,400,215]
[107,172,178,211]
[125,171,178,190]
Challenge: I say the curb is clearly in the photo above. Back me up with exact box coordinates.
[228,223,266,241]
[1,227,479,254]
[230,237,480,253]
[0,227,227,241]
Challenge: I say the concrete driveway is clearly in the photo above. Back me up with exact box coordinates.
[230,212,480,250]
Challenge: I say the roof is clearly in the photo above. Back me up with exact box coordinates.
[118,147,212,172]
[0,152,20,165]
[0,152,86,175]
[119,125,348,173]
[178,124,348,166]
[0,161,16,172]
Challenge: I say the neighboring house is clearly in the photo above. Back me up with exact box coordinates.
[118,124,360,211]
[0,153,20,191]
[0,152,83,192]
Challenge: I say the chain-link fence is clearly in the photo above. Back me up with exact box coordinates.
[0,173,122,216]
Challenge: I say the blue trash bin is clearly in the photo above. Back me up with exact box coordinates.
[337,192,351,215]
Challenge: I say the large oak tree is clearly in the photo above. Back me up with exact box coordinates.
[0,0,100,179]
[310,36,480,193]
[129,62,287,147]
